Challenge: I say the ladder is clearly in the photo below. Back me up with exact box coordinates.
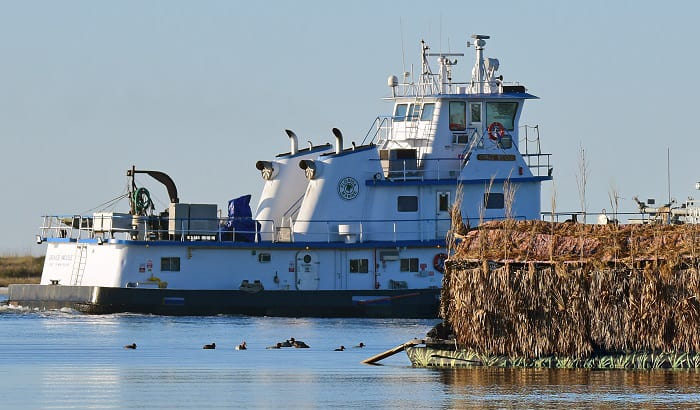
[69,245,88,285]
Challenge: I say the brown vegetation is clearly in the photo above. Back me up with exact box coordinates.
[0,256,43,286]
[442,220,700,359]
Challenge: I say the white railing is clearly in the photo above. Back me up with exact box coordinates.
[38,214,455,244]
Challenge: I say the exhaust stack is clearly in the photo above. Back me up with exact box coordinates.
[332,128,343,154]
[285,129,298,155]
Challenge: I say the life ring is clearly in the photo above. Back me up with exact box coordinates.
[487,122,505,141]
[433,253,448,273]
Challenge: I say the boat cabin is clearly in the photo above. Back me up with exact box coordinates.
[255,35,552,243]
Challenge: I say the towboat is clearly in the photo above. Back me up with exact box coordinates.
[8,34,552,317]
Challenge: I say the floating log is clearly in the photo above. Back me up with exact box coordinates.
[362,339,423,364]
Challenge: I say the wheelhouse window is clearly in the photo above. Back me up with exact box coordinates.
[449,101,466,131]
[486,102,518,130]
[407,104,420,121]
[349,259,369,273]
[484,193,505,209]
[161,257,181,272]
[397,196,418,212]
[420,103,435,121]
[394,104,408,121]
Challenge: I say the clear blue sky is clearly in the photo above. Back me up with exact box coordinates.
[1,0,699,255]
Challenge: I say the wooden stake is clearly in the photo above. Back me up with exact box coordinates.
[361,339,424,364]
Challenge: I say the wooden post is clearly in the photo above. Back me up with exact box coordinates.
[361,339,424,364]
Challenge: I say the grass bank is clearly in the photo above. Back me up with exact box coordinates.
[0,256,43,286]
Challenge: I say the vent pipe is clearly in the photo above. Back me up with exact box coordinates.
[285,129,298,155]
[332,128,343,154]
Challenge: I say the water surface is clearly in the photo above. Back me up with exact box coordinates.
[1,300,699,409]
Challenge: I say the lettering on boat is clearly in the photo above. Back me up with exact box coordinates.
[476,154,516,161]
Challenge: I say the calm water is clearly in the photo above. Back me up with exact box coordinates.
[2,297,700,409]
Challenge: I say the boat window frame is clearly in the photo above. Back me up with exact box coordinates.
[406,103,420,121]
[485,101,519,131]
[438,192,451,212]
[420,103,435,121]
[160,257,181,272]
[400,258,419,272]
[394,103,408,121]
[397,196,418,212]
[449,101,467,131]
[470,102,482,123]
[349,258,369,273]
[484,193,505,209]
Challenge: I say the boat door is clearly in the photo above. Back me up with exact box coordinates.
[469,102,482,137]
[295,251,320,290]
[436,191,451,238]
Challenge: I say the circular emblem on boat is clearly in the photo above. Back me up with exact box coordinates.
[338,177,359,200]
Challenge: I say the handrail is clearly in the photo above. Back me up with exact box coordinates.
[38,214,462,244]
[540,210,671,225]
[282,194,305,220]
[40,212,633,245]
[362,116,392,145]
[42,210,681,245]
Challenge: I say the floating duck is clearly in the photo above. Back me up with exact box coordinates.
[124,343,137,349]
[236,341,247,350]
[203,342,216,349]
[354,342,365,348]
[290,337,309,348]
[267,342,283,349]
[334,345,345,351]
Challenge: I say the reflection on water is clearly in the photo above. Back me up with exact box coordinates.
[436,367,700,409]
[1,305,700,408]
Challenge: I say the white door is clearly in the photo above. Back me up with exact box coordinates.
[436,191,451,238]
[296,251,320,290]
[469,102,483,138]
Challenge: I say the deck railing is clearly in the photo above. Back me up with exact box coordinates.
[39,210,677,247]
[541,210,668,225]
[37,215,455,245]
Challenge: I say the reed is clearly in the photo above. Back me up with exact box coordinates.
[443,220,700,359]
[443,184,465,319]
[502,177,517,260]
[478,176,496,260]
[576,146,590,263]
[410,346,700,369]
[548,181,557,261]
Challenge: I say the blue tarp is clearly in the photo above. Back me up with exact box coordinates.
[224,194,259,242]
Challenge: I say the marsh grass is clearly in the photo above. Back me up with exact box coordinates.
[0,256,43,286]
[443,220,700,359]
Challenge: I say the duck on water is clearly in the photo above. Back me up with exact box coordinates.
[8,34,551,318]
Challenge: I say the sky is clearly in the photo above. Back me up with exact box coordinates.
[1,0,699,255]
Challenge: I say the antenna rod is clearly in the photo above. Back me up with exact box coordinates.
[667,147,671,204]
